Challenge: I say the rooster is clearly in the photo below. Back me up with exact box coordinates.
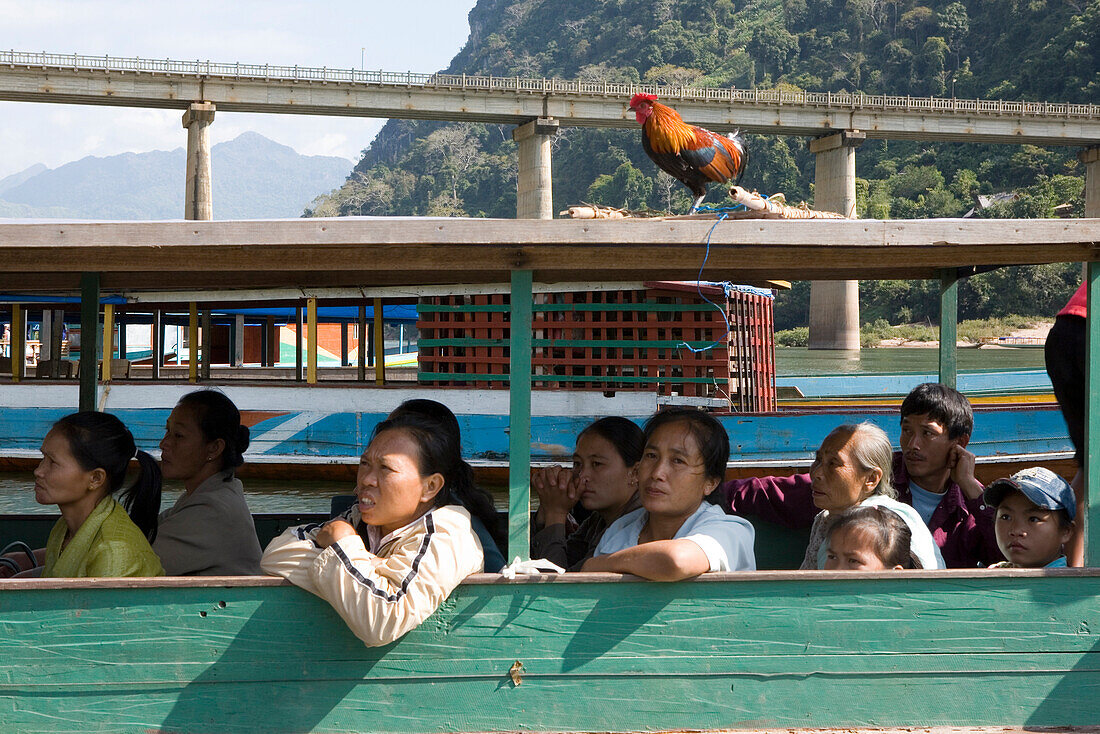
[628,93,748,213]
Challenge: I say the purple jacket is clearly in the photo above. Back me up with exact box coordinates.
[710,452,1004,568]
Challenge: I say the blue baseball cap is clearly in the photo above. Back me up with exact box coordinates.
[985,467,1076,520]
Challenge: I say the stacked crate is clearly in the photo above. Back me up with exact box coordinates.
[417,282,775,411]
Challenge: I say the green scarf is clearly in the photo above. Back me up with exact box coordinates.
[43,496,164,578]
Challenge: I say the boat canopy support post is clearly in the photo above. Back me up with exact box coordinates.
[49,309,63,379]
[10,303,23,383]
[152,310,162,381]
[295,304,303,382]
[373,298,385,385]
[357,304,367,381]
[187,302,198,383]
[807,130,865,351]
[938,268,958,388]
[232,314,244,368]
[78,272,99,411]
[306,297,318,384]
[508,268,533,562]
[1086,261,1100,567]
[39,309,51,364]
[340,322,349,367]
[200,309,211,380]
[264,316,276,368]
[117,310,126,363]
[101,304,114,383]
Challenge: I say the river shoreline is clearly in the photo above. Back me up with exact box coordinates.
[871,320,1052,349]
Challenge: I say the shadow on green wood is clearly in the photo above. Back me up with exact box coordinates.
[4,572,1099,732]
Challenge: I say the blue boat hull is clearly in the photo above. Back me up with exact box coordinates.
[0,383,1072,465]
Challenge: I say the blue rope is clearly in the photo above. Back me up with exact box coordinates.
[692,202,748,214]
[678,212,733,354]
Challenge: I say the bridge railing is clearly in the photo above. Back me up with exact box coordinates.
[4,49,1098,119]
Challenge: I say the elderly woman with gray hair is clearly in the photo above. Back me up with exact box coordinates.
[802,423,944,570]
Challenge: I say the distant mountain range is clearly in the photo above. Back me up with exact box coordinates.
[0,132,352,219]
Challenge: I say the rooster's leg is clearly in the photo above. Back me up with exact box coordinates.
[689,194,705,214]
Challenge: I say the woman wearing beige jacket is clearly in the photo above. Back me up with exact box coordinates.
[261,411,485,647]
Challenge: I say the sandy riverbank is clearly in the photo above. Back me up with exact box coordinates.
[875,320,1053,349]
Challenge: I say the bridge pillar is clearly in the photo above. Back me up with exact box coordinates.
[808,130,866,351]
[182,102,215,221]
[1081,146,1100,218]
[512,117,558,219]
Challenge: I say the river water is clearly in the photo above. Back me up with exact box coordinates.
[0,346,1046,515]
[775,346,1046,374]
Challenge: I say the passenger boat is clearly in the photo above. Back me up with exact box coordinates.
[1,216,1099,733]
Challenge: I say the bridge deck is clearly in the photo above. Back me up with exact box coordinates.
[2,51,1099,145]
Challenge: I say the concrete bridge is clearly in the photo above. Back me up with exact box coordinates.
[3,50,1099,348]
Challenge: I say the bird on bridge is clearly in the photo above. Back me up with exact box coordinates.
[628,93,748,213]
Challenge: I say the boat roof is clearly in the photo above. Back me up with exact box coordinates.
[1,216,1096,294]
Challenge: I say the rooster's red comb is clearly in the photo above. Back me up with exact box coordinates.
[629,93,658,109]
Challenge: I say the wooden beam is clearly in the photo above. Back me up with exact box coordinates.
[0,219,1096,291]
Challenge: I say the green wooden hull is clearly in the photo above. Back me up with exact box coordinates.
[1,571,1097,733]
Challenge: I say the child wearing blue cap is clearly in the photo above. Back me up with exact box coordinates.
[984,467,1076,568]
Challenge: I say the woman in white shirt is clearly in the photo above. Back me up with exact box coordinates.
[582,408,755,580]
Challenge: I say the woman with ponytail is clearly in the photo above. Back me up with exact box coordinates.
[262,410,485,647]
[34,411,163,577]
[153,390,262,575]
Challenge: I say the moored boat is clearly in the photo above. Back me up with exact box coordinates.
[2,215,1099,733]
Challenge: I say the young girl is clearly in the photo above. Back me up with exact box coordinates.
[261,411,485,647]
[35,411,164,577]
[823,505,921,571]
[531,416,644,571]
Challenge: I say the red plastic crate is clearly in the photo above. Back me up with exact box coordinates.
[417,283,775,412]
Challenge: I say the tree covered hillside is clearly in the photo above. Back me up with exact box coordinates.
[308,0,1098,323]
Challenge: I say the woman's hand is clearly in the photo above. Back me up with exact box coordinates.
[315,519,356,549]
[532,464,579,528]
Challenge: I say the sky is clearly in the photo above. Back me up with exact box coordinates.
[0,0,479,178]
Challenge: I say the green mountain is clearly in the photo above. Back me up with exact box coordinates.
[309,0,1098,324]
